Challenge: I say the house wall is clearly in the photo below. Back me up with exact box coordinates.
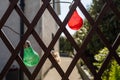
[41,9,59,80]
[24,1,60,79]
[41,0,60,79]
[24,0,42,80]
[0,0,20,80]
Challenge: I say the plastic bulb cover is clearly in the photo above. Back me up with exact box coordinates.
[68,10,83,30]
[23,46,40,67]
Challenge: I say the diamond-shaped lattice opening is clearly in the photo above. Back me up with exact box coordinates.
[101,58,120,80]
[5,61,19,80]
[22,35,42,69]
[49,0,61,16]
[23,68,42,80]
[0,38,11,73]
[69,65,82,80]
[19,35,43,79]
[60,57,73,73]
[73,27,90,47]
[81,0,92,11]
[59,36,79,72]
[33,18,42,36]
[94,47,109,72]
[0,0,10,19]
[60,2,88,35]
[41,9,59,47]
[24,0,42,23]
[58,0,73,22]
[65,5,91,45]
[99,10,120,44]
[23,73,29,80]
[88,0,107,21]
[116,45,120,57]
[42,58,61,80]
[59,0,92,21]
[85,33,106,70]
[1,10,20,48]
[65,7,85,35]
[59,36,74,57]
[69,61,93,80]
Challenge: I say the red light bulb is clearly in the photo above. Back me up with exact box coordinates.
[68,10,83,30]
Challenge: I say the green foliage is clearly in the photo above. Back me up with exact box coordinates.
[109,60,120,80]
[94,48,110,80]
[88,0,120,49]
[84,0,120,69]
[95,0,118,43]
[59,25,89,55]
[94,47,120,80]
[95,48,108,63]
[73,26,88,46]
[59,36,73,54]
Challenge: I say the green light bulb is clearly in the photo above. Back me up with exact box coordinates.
[23,41,40,67]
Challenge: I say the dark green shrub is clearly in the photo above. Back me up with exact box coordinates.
[94,46,120,80]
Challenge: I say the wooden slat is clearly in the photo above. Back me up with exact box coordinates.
[0,0,120,79]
